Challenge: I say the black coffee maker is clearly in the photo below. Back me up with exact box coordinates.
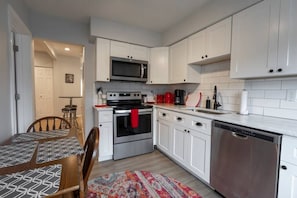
[174,89,185,105]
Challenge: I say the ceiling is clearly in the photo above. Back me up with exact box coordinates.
[24,0,211,33]
[34,39,84,59]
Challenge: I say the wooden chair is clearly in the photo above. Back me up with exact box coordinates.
[26,116,71,132]
[79,127,100,196]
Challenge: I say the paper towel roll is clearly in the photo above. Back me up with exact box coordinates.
[240,90,249,115]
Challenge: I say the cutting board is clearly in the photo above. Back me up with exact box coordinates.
[185,92,201,107]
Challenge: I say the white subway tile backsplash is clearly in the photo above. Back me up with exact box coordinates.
[280,100,297,110]
[282,79,297,89]
[248,106,264,115]
[264,108,297,120]
[248,90,265,98]
[265,90,287,99]
[250,80,282,90]
[250,98,280,108]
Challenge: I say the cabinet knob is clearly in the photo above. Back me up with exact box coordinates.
[99,124,102,127]
[107,78,109,80]
[184,129,187,132]
[201,56,204,59]
[196,122,202,126]
[269,69,274,73]
[281,165,287,170]
[151,81,153,83]
[131,56,133,59]
[162,113,166,117]
[127,56,130,58]
[205,54,208,58]
[187,130,190,133]
[183,79,186,82]
[177,117,182,121]
[277,68,282,72]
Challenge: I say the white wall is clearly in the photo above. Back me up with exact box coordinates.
[53,55,83,116]
[162,0,262,45]
[194,61,297,121]
[29,10,95,138]
[0,0,30,143]
[90,17,162,47]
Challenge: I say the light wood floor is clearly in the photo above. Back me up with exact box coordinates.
[89,149,222,198]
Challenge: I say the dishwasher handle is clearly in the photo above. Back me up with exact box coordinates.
[232,132,248,140]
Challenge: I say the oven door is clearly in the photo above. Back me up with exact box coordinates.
[113,109,152,144]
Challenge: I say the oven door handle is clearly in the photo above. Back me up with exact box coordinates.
[114,109,152,114]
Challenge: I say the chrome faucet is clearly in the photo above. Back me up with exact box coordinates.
[213,85,221,110]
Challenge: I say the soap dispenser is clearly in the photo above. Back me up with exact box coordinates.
[206,96,211,109]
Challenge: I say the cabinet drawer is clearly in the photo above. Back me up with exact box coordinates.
[187,116,211,135]
[157,109,171,121]
[99,111,113,122]
[281,136,297,165]
[172,112,187,126]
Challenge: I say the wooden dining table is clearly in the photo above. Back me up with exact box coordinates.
[0,127,85,198]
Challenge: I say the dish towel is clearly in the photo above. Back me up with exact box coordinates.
[131,109,139,128]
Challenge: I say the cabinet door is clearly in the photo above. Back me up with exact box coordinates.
[149,47,169,84]
[110,41,130,58]
[130,45,149,61]
[278,161,297,198]
[96,38,110,82]
[187,130,210,183]
[206,17,231,60]
[98,122,113,161]
[187,31,206,64]
[276,0,297,75]
[169,39,187,83]
[157,119,171,154]
[172,125,187,164]
[230,1,271,78]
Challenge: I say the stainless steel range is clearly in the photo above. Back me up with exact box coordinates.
[107,92,154,160]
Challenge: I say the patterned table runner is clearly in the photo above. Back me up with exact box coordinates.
[36,137,84,163]
[0,164,61,198]
[12,130,69,143]
[0,142,38,168]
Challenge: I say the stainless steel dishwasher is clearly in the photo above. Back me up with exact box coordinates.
[210,120,282,198]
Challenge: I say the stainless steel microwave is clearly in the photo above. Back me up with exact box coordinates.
[110,57,148,82]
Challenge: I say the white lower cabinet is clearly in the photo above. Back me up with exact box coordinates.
[278,135,297,198]
[94,108,113,161]
[157,119,171,154]
[155,108,211,183]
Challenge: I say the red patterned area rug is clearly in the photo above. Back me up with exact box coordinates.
[87,170,202,198]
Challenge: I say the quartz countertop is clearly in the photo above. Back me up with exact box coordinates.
[154,104,297,138]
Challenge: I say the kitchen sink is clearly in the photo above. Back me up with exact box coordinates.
[182,107,231,114]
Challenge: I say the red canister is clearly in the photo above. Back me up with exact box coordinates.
[156,95,164,103]
[164,92,174,104]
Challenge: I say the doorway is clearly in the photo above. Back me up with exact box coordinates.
[33,39,85,140]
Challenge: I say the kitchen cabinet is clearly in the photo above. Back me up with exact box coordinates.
[155,107,211,183]
[110,40,149,61]
[149,47,169,84]
[187,17,231,65]
[278,135,297,198]
[156,109,172,154]
[169,39,201,83]
[96,38,110,82]
[94,108,113,161]
[230,0,297,78]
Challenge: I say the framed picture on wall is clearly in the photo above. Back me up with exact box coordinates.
[65,73,74,83]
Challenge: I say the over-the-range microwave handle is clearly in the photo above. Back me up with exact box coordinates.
[141,64,146,78]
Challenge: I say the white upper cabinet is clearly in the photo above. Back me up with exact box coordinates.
[231,0,297,78]
[110,40,149,61]
[96,38,110,82]
[149,47,169,84]
[187,17,231,65]
[169,39,201,83]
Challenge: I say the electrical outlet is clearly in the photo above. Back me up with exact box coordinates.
[287,90,297,102]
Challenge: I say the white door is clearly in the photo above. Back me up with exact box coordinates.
[172,125,187,164]
[13,33,34,134]
[34,67,54,118]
